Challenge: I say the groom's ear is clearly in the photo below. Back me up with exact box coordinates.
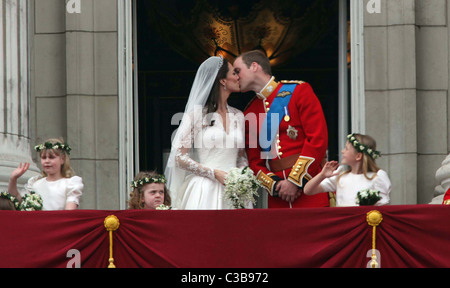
[250,62,259,72]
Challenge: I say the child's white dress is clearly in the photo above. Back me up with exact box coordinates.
[22,176,84,210]
[319,166,391,207]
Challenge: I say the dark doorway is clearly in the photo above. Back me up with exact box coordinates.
[136,0,340,173]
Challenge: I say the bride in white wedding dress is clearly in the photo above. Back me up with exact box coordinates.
[165,56,249,210]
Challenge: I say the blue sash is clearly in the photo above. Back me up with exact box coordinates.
[259,84,296,155]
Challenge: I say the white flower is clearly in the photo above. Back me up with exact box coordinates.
[156,204,171,210]
[19,192,43,211]
[224,167,260,209]
[356,189,381,206]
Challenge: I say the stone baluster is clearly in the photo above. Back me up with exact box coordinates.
[431,155,450,204]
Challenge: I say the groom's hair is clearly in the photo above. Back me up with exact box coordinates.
[239,50,272,75]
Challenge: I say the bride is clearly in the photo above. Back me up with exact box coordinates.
[165,56,249,209]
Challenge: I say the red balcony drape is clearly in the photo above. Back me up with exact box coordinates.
[1,205,450,268]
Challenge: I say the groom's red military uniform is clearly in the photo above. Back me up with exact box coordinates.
[244,77,329,208]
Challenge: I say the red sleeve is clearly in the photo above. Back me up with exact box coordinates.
[245,98,279,194]
[293,82,328,178]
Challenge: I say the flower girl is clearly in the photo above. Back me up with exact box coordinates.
[128,171,172,210]
[8,138,83,210]
[304,133,391,207]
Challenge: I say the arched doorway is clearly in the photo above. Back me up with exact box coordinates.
[135,0,343,174]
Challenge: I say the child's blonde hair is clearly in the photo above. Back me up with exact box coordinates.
[339,133,380,183]
[36,138,75,178]
[128,171,171,209]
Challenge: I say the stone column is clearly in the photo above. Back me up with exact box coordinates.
[364,0,417,204]
[0,0,39,190]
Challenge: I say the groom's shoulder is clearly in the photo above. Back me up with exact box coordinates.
[280,80,315,95]
[281,80,306,85]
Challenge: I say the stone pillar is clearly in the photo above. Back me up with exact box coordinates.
[0,0,39,190]
[30,0,121,209]
[363,0,417,204]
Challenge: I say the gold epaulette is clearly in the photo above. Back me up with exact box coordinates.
[444,199,450,205]
[287,156,315,188]
[281,80,305,85]
[256,171,277,196]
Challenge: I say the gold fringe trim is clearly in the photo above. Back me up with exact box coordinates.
[104,215,120,268]
[366,210,383,268]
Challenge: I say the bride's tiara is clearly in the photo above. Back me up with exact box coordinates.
[217,55,224,70]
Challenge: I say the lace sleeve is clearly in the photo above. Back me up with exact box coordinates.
[175,149,215,180]
[174,109,215,181]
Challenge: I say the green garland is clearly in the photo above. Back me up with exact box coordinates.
[131,175,167,189]
[0,192,20,210]
[347,133,381,160]
[0,191,43,211]
[35,142,72,155]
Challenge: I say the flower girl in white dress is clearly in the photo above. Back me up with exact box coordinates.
[165,56,249,210]
[8,138,83,210]
[304,133,391,207]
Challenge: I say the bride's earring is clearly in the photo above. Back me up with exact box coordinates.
[223,85,227,91]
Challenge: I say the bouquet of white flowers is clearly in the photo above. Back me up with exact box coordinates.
[19,191,43,211]
[156,204,171,210]
[356,189,381,206]
[224,167,260,209]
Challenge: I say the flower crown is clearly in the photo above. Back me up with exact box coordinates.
[347,133,381,159]
[131,175,167,189]
[0,192,19,209]
[0,191,43,211]
[35,142,72,155]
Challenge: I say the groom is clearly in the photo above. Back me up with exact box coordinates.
[234,50,329,208]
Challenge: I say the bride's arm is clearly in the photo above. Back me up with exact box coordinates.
[174,113,217,181]
[175,147,215,181]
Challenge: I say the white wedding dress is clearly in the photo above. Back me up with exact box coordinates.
[172,106,248,209]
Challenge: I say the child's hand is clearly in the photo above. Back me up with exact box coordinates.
[11,162,30,180]
[321,161,340,178]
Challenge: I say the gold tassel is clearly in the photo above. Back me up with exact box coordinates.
[104,215,120,268]
[366,210,383,268]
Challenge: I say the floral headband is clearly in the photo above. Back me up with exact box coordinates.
[347,133,381,159]
[0,192,19,209]
[0,191,43,211]
[35,142,72,155]
[131,175,167,189]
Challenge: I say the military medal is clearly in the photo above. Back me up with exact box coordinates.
[284,106,290,122]
[287,125,298,140]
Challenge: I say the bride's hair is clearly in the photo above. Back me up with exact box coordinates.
[205,58,229,119]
